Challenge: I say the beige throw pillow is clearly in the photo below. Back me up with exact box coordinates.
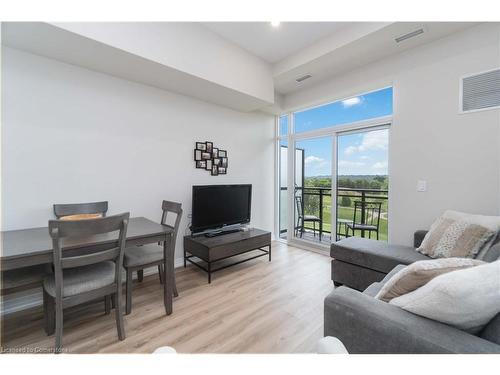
[417,213,495,259]
[390,260,500,333]
[375,258,485,302]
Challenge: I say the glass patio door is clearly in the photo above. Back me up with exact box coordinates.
[293,136,334,244]
[336,128,389,241]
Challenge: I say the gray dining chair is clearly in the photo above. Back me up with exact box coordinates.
[53,201,108,219]
[123,200,182,315]
[43,213,129,352]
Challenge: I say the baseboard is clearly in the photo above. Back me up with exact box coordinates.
[0,258,186,316]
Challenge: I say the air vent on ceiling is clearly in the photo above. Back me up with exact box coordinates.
[461,68,500,113]
[296,74,312,83]
[395,28,424,43]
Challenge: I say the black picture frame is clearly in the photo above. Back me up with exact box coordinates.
[218,150,227,158]
[196,160,206,169]
[206,142,213,153]
[196,142,206,151]
[201,152,211,160]
[194,149,202,161]
[218,166,227,174]
[205,159,213,171]
[212,148,219,158]
[213,158,221,166]
[211,164,219,176]
[221,157,228,168]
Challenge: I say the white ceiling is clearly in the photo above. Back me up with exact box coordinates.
[202,22,350,63]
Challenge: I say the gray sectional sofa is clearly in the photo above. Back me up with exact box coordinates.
[325,232,500,353]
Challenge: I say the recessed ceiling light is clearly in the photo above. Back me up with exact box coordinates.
[270,21,281,28]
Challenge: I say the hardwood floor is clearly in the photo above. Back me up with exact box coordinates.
[1,242,333,353]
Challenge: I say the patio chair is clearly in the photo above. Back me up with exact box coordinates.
[295,195,321,239]
[346,201,382,240]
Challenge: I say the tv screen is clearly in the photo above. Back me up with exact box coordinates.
[191,184,252,233]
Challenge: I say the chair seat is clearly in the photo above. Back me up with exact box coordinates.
[304,215,320,221]
[43,261,115,298]
[347,223,378,231]
[124,244,163,268]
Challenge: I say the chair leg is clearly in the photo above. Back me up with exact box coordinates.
[137,270,144,282]
[377,230,379,240]
[104,295,111,315]
[45,292,55,336]
[126,269,132,315]
[158,264,164,284]
[55,298,63,353]
[115,290,126,340]
[43,289,51,335]
[111,294,116,308]
[159,264,178,297]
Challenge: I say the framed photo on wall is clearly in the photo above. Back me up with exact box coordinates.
[211,164,219,176]
[196,142,207,151]
[205,159,213,171]
[196,160,206,169]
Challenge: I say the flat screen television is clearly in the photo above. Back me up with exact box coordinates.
[191,184,252,233]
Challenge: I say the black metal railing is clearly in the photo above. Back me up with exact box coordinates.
[280,186,388,241]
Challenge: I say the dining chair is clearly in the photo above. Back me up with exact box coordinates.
[123,200,182,315]
[346,201,382,240]
[53,201,108,220]
[43,213,129,352]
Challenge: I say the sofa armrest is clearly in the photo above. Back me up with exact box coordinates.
[413,230,428,248]
[324,287,500,354]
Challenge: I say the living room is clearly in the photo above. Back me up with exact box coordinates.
[1,0,499,373]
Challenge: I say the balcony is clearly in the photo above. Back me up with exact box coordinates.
[279,186,388,243]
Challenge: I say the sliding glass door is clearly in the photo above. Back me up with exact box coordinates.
[276,87,393,248]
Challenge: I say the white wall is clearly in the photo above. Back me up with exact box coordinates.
[1,47,275,261]
[284,24,500,245]
[52,22,274,103]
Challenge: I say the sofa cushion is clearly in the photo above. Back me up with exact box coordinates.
[480,313,500,345]
[390,260,500,334]
[331,237,430,274]
[375,258,485,302]
[363,282,383,297]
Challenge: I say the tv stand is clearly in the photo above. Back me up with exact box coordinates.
[204,228,241,238]
[183,228,271,283]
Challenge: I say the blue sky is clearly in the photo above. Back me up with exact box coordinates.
[285,87,392,177]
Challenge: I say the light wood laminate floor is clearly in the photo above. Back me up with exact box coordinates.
[1,242,332,353]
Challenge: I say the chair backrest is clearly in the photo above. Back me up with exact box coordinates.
[160,201,183,248]
[295,195,304,219]
[352,201,382,228]
[53,201,108,219]
[48,213,129,298]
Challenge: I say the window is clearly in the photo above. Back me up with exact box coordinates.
[279,115,288,136]
[294,87,393,133]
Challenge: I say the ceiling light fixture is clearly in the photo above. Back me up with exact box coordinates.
[270,21,281,28]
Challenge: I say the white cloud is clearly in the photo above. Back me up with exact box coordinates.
[342,97,362,107]
[344,145,357,156]
[305,155,324,165]
[338,160,365,168]
[372,161,388,170]
[343,129,388,156]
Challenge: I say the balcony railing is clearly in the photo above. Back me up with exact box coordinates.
[279,186,388,242]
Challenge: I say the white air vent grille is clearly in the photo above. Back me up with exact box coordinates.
[461,68,500,112]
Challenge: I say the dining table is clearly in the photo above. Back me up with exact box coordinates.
[0,216,175,315]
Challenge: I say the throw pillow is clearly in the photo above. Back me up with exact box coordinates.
[389,260,500,333]
[417,212,496,258]
[375,258,484,302]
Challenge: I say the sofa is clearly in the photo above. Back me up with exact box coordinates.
[330,230,500,291]
[324,265,500,353]
[326,233,500,353]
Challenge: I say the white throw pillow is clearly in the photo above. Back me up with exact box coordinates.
[389,260,500,333]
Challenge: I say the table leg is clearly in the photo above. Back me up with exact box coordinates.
[163,233,173,315]
[269,244,272,261]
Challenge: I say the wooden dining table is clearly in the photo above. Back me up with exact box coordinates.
[0,217,175,315]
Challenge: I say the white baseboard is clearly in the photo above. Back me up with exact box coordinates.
[0,258,186,316]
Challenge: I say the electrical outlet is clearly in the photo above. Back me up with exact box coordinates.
[417,180,427,192]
